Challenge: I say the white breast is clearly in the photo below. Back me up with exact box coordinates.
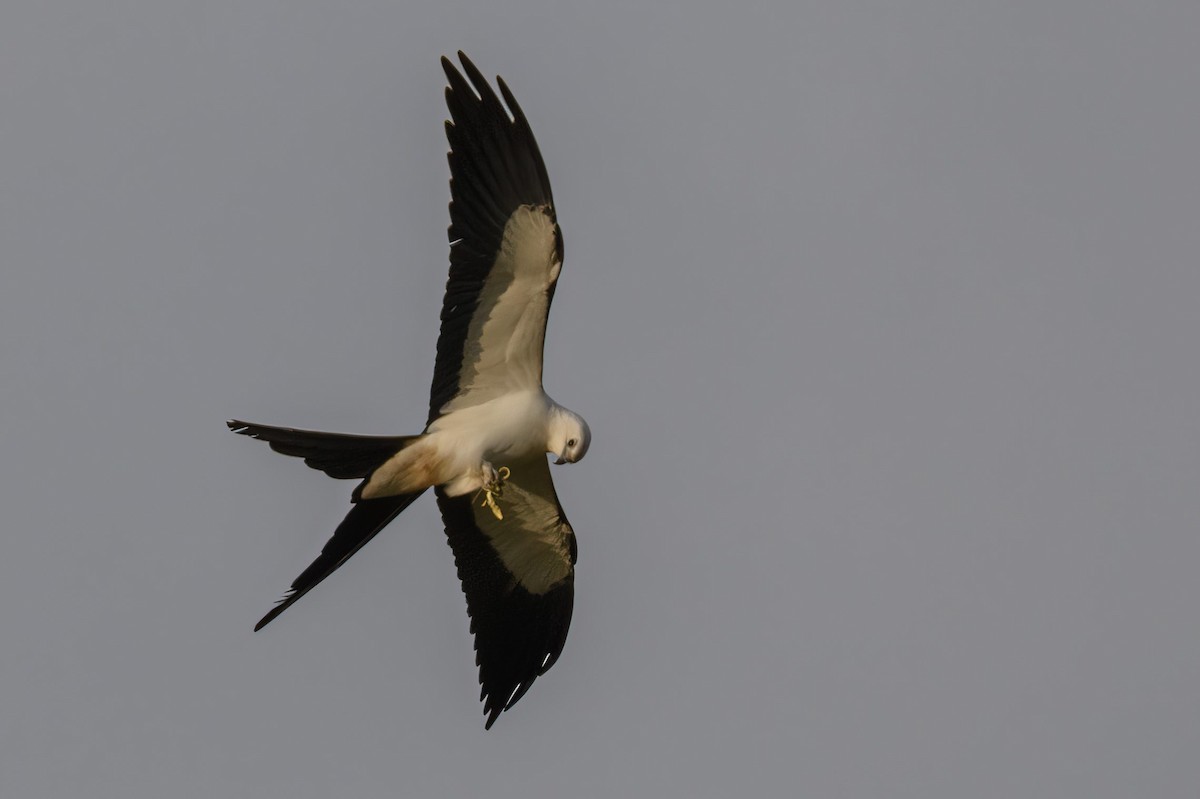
[428,389,552,467]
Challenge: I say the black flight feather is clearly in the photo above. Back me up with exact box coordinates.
[428,52,558,423]
[436,487,575,729]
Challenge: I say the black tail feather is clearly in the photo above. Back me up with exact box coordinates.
[228,419,427,629]
[253,492,425,631]
[227,419,417,480]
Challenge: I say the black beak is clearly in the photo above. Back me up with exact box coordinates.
[554,456,567,465]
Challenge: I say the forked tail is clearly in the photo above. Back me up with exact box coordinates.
[227,419,427,629]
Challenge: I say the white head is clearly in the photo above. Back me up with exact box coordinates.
[548,407,591,465]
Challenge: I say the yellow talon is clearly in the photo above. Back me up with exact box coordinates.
[480,466,511,520]
[484,492,503,520]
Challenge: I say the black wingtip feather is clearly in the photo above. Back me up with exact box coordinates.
[437,488,574,729]
[430,53,558,423]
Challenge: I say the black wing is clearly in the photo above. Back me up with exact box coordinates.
[429,52,564,424]
[436,454,577,728]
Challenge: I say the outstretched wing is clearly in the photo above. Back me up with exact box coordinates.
[436,453,577,729]
[429,52,564,424]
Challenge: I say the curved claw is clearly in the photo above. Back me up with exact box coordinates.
[480,465,511,520]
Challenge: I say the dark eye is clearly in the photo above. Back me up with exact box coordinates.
[567,438,577,448]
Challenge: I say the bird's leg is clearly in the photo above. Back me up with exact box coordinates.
[479,463,511,520]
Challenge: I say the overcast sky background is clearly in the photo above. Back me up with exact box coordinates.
[1,2,1198,796]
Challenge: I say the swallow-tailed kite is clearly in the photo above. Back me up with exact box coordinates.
[229,52,590,729]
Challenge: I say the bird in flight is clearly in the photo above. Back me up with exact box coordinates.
[228,52,590,729]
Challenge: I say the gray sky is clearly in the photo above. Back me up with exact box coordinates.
[2,2,1198,796]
